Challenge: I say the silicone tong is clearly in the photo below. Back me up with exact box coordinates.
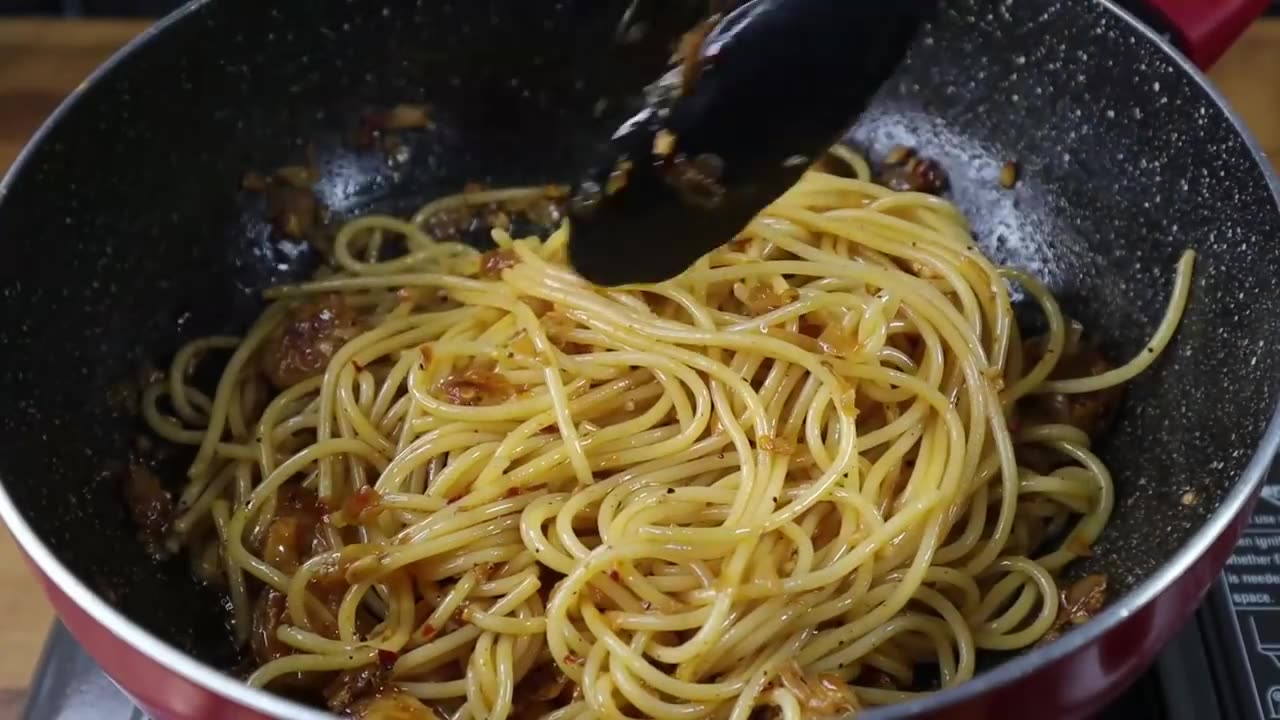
[567,0,935,286]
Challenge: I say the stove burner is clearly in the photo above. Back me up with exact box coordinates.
[24,622,144,719]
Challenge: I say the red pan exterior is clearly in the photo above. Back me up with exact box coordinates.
[1142,0,1271,66]
[0,1,1275,719]
[12,491,1261,720]
[25,555,274,720]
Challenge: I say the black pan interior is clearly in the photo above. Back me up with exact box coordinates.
[0,0,1278,681]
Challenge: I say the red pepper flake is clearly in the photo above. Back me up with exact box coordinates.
[563,654,583,667]
[421,624,438,640]
[504,487,525,499]
[608,569,621,582]
[340,486,383,526]
[377,648,399,669]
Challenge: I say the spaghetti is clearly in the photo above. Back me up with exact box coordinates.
[142,160,1194,719]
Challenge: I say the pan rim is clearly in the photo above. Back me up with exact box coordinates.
[0,0,1277,718]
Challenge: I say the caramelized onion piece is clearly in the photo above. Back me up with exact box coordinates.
[347,692,443,720]
[324,661,390,714]
[437,369,515,407]
[123,462,174,558]
[877,148,948,195]
[743,285,799,316]
[1019,331,1125,440]
[1039,573,1109,646]
[777,661,860,716]
[261,295,359,389]
[1062,573,1108,626]
[250,589,292,665]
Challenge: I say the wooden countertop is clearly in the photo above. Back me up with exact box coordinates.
[0,22,154,718]
[0,15,1279,719]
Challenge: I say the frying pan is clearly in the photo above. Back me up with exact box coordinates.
[0,0,1278,718]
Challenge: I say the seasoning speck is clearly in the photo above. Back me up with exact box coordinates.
[653,130,677,158]
[1000,161,1019,189]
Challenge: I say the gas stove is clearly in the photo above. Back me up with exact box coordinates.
[25,476,1280,720]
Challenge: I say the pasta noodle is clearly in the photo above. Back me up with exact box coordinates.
[144,158,1193,719]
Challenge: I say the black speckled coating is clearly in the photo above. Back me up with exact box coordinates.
[851,0,1280,601]
[0,0,1277,705]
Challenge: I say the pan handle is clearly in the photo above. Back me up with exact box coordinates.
[1118,0,1268,68]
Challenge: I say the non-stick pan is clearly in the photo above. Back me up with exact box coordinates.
[1,1,1278,718]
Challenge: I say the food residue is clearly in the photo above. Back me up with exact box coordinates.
[260,295,359,389]
[759,435,796,455]
[1000,160,1020,189]
[1018,331,1124,440]
[478,248,519,279]
[361,103,433,134]
[666,154,726,209]
[437,369,516,407]
[1040,573,1109,646]
[323,661,391,713]
[123,461,174,558]
[776,661,860,716]
[674,15,720,95]
[880,150,949,195]
[653,129,677,158]
[742,284,799,316]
